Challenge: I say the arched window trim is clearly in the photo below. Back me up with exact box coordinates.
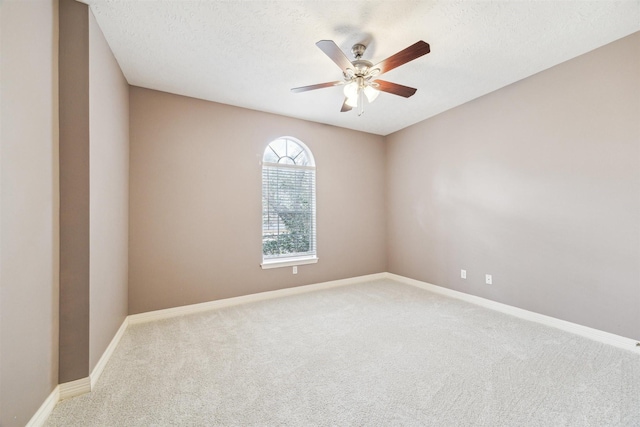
[262,136,315,167]
[261,137,318,269]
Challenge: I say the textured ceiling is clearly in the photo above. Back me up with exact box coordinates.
[83,0,639,136]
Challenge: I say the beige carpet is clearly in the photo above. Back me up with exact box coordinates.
[45,279,640,426]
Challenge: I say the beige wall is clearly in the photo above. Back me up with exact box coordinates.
[59,0,129,382]
[88,9,129,372]
[386,32,640,340]
[58,0,90,383]
[129,88,387,313]
[0,0,59,425]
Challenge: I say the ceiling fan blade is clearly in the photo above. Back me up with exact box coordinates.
[372,41,430,75]
[291,81,344,93]
[374,80,417,98]
[316,40,354,72]
[340,98,353,112]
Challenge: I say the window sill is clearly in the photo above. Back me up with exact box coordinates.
[261,256,318,269]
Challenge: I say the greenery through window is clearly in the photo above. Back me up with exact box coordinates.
[262,137,316,263]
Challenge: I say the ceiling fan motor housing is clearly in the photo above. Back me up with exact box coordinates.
[349,44,378,80]
[352,59,374,75]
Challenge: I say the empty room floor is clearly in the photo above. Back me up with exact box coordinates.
[45,279,640,426]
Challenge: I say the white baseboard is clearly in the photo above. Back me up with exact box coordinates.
[56,317,129,402]
[28,317,128,426]
[91,317,129,389]
[386,272,640,353]
[128,272,387,324]
[25,385,60,427]
[58,376,91,400]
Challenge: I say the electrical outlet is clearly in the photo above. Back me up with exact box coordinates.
[461,269,467,279]
[485,274,492,285]
[292,266,298,274]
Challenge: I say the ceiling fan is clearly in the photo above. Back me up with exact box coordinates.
[291,39,430,116]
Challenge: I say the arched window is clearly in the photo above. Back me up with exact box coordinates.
[261,137,317,268]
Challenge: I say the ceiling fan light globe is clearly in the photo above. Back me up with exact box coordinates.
[364,85,380,103]
[345,95,359,108]
[343,81,359,99]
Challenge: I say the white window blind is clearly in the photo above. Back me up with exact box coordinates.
[261,138,316,265]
